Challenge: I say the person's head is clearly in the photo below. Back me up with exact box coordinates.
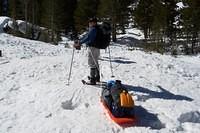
[88,17,97,27]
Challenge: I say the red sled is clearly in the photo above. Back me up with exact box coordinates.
[101,98,137,127]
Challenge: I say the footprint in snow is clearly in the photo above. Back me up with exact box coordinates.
[61,99,78,110]
[61,91,79,110]
[178,111,200,124]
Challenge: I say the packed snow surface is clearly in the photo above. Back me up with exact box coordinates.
[0,33,200,133]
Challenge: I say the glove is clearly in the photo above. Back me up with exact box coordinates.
[74,40,79,44]
[73,43,81,50]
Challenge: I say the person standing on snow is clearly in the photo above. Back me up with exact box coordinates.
[74,17,100,85]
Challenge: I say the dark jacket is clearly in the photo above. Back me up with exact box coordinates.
[80,26,97,47]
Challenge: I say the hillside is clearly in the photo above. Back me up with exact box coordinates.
[0,33,200,133]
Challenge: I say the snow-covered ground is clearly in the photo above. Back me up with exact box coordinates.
[0,33,200,133]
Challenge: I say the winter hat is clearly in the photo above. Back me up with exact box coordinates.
[88,17,97,23]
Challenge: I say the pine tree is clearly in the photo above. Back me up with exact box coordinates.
[162,0,178,46]
[151,0,167,43]
[74,0,99,32]
[0,1,2,15]
[39,0,58,43]
[133,0,154,40]
[116,0,132,34]
[54,0,77,41]
[40,0,54,29]
[97,0,133,42]
[8,0,24,20]
[181,0,200,54]
[1,0,8,16]
[97,0,116,41]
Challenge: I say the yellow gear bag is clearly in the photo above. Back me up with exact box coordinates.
[120,90,134,108]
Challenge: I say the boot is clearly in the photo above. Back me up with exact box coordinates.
[95,68,100,82]
[90,68,96,85]
[87,76,100,82]
[88,68,100,82]
[89,77,96,85]
[95,76,100,82]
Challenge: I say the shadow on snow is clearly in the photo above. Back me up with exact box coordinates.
[125,84,193,102]
[100,56,136,64]
[124,84,193,129]
[134,105,165,129]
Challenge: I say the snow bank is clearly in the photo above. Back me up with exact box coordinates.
[116,28,144,47]
[0,16,10,33]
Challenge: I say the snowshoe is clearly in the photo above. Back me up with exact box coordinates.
[81,80,107,88]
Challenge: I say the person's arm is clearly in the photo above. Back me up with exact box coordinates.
[79,33,89,45]
[80,27,96,46]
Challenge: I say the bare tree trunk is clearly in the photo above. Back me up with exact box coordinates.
[143,28,148,43]
[12,0,17,19]
[31,0,35,39]
[24,0,29,36]
[112,23,117,42]
[51,0,55,43]
[111,0,117,42]
[191,32,197,54]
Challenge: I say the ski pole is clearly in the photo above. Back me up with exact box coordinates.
[67,48,75,85]
[108,46,114,78]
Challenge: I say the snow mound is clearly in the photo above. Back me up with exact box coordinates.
[178,111,200,124]
[0,16,10,33]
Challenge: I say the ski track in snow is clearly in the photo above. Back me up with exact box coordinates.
[0,33,200,133]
